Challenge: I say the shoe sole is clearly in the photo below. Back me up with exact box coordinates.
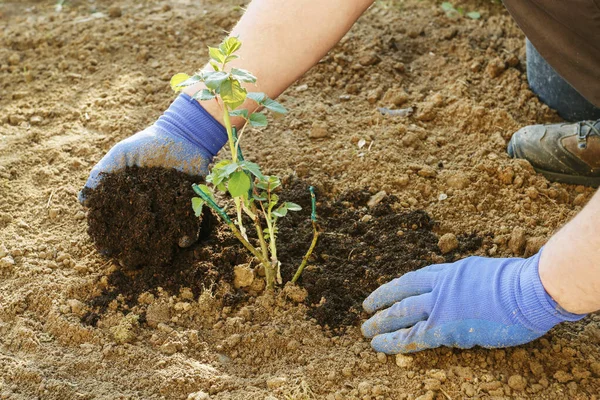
[532,166,600,188]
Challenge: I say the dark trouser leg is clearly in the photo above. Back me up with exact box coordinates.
[526,39,600,122]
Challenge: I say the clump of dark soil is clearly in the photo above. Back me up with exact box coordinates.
[84,166,208,269]
[276,178,486,329]
[83,167,251,321]
[84,172,484,330]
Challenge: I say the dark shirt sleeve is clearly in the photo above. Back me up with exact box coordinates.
[503,0,600,107]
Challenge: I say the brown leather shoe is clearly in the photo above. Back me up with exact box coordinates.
[507,119,600,187]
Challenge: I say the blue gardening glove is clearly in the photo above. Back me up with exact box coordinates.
[80,93,227,200]
[361,251,585,354]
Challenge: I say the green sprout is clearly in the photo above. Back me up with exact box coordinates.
[440,2,481,20]
[171,37,319,289]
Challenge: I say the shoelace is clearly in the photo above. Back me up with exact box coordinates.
[576,119,600,149]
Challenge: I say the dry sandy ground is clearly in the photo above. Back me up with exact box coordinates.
[1,0,600,399]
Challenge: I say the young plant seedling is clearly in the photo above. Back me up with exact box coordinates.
[170,37,319,289]
[440,2,481,20]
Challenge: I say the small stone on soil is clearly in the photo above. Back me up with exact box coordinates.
[395,354,413,368]
[233,265,255,288]
[359,52,381,66]
[367,191,387,208]
[8,53,20,65]
[108,6,122,18]
[0,256,15,269]
[160,341,179,355]
[553,370,573,383]
[187,392,210,400]
[423,378,441,391]
[486,58,506,78]
[438,233,458,254]
[417,166,436,178]
[309,122,330,139]
[358,381,372,395]
[360,215,373,223]
[415,390,435,400]
[508,227,526,255]
[283,282,308,303]
[266,377,287,389]
[508,374,527,391]
[382,88,408,107]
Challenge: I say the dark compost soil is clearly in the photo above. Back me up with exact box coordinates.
[83,169,484,330]
[84,166,209,269]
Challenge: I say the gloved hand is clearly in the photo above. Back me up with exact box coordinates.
[80,93,227,201]
[362,251,585,354]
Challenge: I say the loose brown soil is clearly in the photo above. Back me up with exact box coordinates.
[2,0,600,399]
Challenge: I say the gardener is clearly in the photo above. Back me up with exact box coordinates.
[81,0,600,354]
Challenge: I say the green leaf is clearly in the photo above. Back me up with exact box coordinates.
[257,175,282,191]
[170,73,191,92]
[204,71,230,91]
[224,54,239,64]
[221,162,240,177]
[272,204,288,218]
[191,197,205,217]
[239,160,264,179]
[209,61,220,71]
[219,37,242,56]
[228,170,251,198]
[466,11,481,19]
[192,89,216,101]
[253,193,267,201]
[263,98,287,114]
[231,68,257,83]
[207,161,238,187]
[207,168,225,185]
[177,75,202,88]
[269,193,280,209]
[268,176,281,191]
[229,109,249,119]
[220,79,247,109]
[213,159,232,169]
[208,46,226,64]
[217,183,227,192]
[441,2,454,11]
[249,112,268,127]
[246,92,266,104]
[286,202,302,211]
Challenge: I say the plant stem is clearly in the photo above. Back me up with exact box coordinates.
[259,197,277,288]
[235,121,248,159]
[291,221,319,284]
[234,197,247,240]
[222,107,237,161]
[292,186,320,283]
[252,204,269,262]
[226,221,270,270]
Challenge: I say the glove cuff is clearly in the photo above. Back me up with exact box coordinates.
[155,93,228,158]
[516,250,586,332]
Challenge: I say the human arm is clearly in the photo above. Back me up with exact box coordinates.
[539,189,600,314]
[185,0,376,128]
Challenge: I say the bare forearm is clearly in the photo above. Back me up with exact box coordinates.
[184,0,375,126]
[540,190,600,314]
